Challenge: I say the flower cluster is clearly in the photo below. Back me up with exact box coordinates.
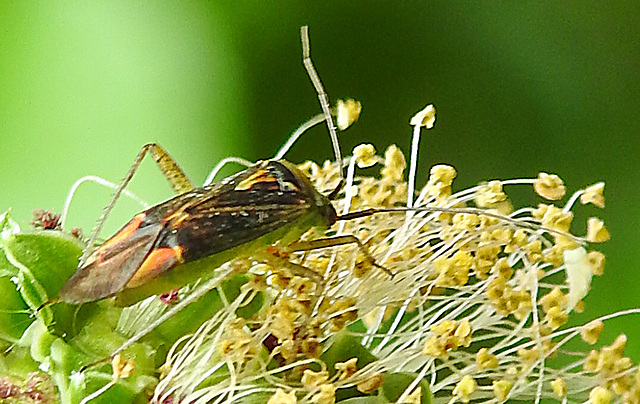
[148,107,638,403]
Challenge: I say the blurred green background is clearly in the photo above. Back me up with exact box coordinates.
[1,2,638,359]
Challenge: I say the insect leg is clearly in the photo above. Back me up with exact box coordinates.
[80,143,194,265]
[146,143,195,194]
[254,251,325,285]
[287,235,394,276]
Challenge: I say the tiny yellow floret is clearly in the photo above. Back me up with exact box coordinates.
[539,287,567,313]
[335,357,358,379]
[402,387,423,404]
[336,98,362,131]
[611,334,628,356]
[311,384,336,404]
[112,354,135,380]
[475,180,507,208]
[581,319,605,345]
[410,104,436,128]
[534,172,566,200]
[353,144,377,168]
[589,386,613,404]
[493,379,513,402]
[381,145,407,181]
[356,373,384,394]
[551,378,567,398]
[476,348,499,369]
[426,164,457,198]
[302,369,330,389]
[422,336,446,358]
[584,349,599,371]
[517,347,541,363]
[587,217,610,243]
[587,251,606,275]
[580,182,605,208]
[268,389,297,404]
[545,306,569,330]
[453,375,477,403]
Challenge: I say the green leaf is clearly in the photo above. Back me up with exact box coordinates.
[1,230,83,330]
[73,371,156,404]
[0,275,32,343]
[321,330,378,374]
[68,306,157,373]
[380,373,433,404]
[27,320,58,363]
[0,224,159,403]
[2,231,83,302]
[17,315,157,404]
[0,212,36,342]
[320,330,381,401]
[0,345,41,379]
[54,340,156,404]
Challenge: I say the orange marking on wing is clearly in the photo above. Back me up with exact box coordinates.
[172,245,185,263]
[101,214,146,248]
[235,169,277,191]
[125,245,184,288]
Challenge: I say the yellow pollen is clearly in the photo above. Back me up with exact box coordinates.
[453,375,477,403]
[580,182,605,208]
[410,104,436,128]
[336,98,362,131]
[493,379,513,402]
[533,172,567,200]
[353,143,377,168]
[587,217,610,242]
[551,378,567,398]
[268,389,297,404]
[581,319,605,345]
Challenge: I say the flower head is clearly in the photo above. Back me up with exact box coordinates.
[147,109,637,404]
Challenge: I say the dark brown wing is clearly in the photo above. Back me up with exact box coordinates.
[153,160,314,263]
[58,215,164,303]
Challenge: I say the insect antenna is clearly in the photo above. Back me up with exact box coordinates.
[273,113,328,161]
[60,175,149,229]
[300,26,346,199]
[203,156,254,186]
[337,206,584,243]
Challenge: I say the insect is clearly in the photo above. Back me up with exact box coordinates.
[59,157,354,306]
[41,27,379,311]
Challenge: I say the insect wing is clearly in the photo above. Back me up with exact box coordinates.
[58,215,164,303]
[59,160,333,304]
[166,165,314,264]
[115,161,333,305]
